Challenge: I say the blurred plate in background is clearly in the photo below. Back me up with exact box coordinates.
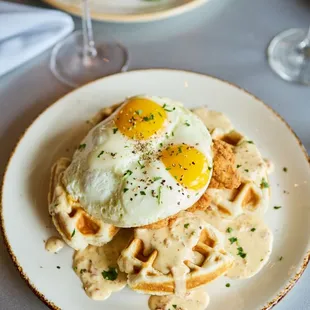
[42,0,209,23]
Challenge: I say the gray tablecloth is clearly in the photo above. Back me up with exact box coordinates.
[0,0,309,309]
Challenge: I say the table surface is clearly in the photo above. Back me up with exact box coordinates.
[1,0,310,309]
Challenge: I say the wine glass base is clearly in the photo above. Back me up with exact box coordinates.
[267,28,310,85]
[50,31,129,87]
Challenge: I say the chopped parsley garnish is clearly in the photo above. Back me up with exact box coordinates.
[166,167,171,171]
[123,188,129,193]
[78,143,86,150]
[135,109,143,115]
[158,186,162,204]
[244,169,249,172]
[226,283,231,287]
[138,160,145,169]
[247,140,254,144]
[237,247,247,258]
[159,143,163,147]
[123,170,133,178]
[226,227,233,233]
[208,166,212,171]
[279,256,283,261]
[251,228,256,232]
[162,104,174,112]
[143,114,154,121]
[153,176,162,182]
[102,267,118,281]
[178,146,182,153]
[172,305,177,309]
[229,237,238,244]
[283,167,288,172]
[71,229,75,238]
[113,128,118,134]
[274,206,282,210]
[184,121,190,127]
[184,223,189,228]
[140,191,146,195]
[97,150,104,158]
[260,178,269,189]
[73,266,77,271]
[237,164,242,168]
[80,269,87,274]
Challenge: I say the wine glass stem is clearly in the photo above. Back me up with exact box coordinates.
[82,0,97,61]
[298,26,310,51]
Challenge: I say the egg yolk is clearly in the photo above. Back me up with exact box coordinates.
[115,98,167,140]
[161,144,210,190]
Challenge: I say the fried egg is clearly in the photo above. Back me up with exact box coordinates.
[63,96,213,227]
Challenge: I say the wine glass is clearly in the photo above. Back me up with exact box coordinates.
[268,27,310,85]
[50,0,129,88]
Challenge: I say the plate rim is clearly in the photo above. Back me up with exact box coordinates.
[1,68,309,310]
[41,0,209,23]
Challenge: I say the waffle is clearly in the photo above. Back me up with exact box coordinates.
[207,180,269,218]
[193,110,271,217]
[207,138,270,218]
[48,158,119,250]
[117,212,234,295]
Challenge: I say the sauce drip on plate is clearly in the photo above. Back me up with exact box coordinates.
[45,236,65,253]
[148,289,210,310]
[73,229,132,300]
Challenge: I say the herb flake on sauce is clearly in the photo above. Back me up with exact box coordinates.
[260,178,269,189]
[229,237,238,244]
[102,267,118,281]
[226,227,233,233]
[78,143,86,150]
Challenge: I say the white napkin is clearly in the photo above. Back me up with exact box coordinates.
[0,1,74,77]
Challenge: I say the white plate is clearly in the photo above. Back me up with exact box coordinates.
[42,0,208,23]
[1,69,310,310]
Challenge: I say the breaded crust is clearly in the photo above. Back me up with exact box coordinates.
[209,139,241,190]
[140,193,212,230]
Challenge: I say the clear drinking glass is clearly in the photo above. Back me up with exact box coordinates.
[268,27,310,85]
[50,0,129,88]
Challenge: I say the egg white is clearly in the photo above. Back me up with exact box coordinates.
[63,96,213,227]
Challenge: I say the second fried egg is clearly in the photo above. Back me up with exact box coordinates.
[63,96,213,227]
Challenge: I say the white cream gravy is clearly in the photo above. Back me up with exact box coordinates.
[135,212,205,296]
[196,210,273,279]
[73,229,132,300]
[193,108,233,137]
[45,236,64,253]
[234,141,268,185]
[148,289,210,310]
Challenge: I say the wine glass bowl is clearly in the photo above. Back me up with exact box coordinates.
[50,31,128,88]
[50,0,129,88]
[268,28,310,85]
